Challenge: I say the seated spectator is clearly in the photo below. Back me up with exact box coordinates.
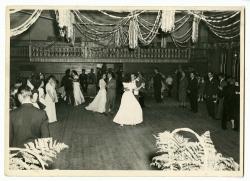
[9,85,50,147]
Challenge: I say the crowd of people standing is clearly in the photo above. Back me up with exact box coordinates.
[151,66,240,131]
[9,65,240,147]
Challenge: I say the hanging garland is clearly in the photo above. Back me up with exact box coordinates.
[137,11,162,45]
[172,15,191,33]
[75,23,114,42]
[208,24,240,34]
[128,17,139,49]
[192,12,202,43]
[207,26,240,40]
[114,26,125,47]
[9,9,21,14]
[137,11,161,35]
[161,10,175,32]
[10,9,241,48]
[191,10,240,40]
[74,9,131,47]
[172,27,192,39]
[75,23,114,47]
[73,10,122,34]
[205,19,240,30]
[202,11,236,20]
[171,35,191,48]
[74,10,116,26]
[204,11,240,23]
[170,14,192,48]
[10,10,42,37]
[99,10,145,19]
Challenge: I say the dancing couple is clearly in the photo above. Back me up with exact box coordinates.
[85,72,144,126]
[61,69,85,106]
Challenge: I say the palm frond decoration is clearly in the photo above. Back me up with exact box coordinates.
[151,128,239,171]
[9,138,69,170]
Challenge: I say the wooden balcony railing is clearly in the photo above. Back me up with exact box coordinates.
[10,46,30,58]
[10,42,208,63]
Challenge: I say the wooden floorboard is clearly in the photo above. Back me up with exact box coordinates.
[49,97,240,170]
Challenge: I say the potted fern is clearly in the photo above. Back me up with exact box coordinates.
[9,137,68,170]
[151,128,239,171]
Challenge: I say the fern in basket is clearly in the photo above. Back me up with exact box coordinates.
[9,138,69,170]
[151,128,239,171]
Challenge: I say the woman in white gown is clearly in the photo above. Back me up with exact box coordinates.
[45,76,58,123]
[72,70,85,106]
[113,74,143,126]
[85,74,107,113]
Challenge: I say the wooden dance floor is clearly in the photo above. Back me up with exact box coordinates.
[49,98,240,170]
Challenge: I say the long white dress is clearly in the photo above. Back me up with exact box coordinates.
[73,75,85,106]
[113,82,143,126]
[85,79,107,113]
[45,83,57,123]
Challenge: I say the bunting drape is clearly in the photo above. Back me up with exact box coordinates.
[128,17,139,49]
[161,10,175,32]
[10,9,241,48]
[10,10,42,37]
[192,13,201,43]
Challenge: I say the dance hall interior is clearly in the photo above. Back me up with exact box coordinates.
[8,8,243,172]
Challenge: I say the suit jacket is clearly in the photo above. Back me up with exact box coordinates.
[79,73,88,86]
[188,78,198,95]
[88,72,96,84]
[204,77,218,98]
[223,84,235,116]
[9,103,50,147]
[136,78,145,93]
[107,78,116,97]
[217,79,227,98]
[61,75,73,91]
[153,73,163,89]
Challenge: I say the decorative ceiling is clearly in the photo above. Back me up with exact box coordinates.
[9,9,241,48]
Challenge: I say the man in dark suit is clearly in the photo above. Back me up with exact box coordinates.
[153,68,163,103]
[79,69,88,94]
[88,68,96,85]
[9,86,50,147]
[187,72,198,113]
[176,65,183,99]
[61,69,74,105]
[221,78,236,130]
[204,72,218,118]
[105,72,116,114]
[116,67,124,100]
[215,73,227,120]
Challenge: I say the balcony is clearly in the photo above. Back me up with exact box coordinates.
[10,41,208,63]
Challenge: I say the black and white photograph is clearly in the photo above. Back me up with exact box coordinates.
[4,5,245,177]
